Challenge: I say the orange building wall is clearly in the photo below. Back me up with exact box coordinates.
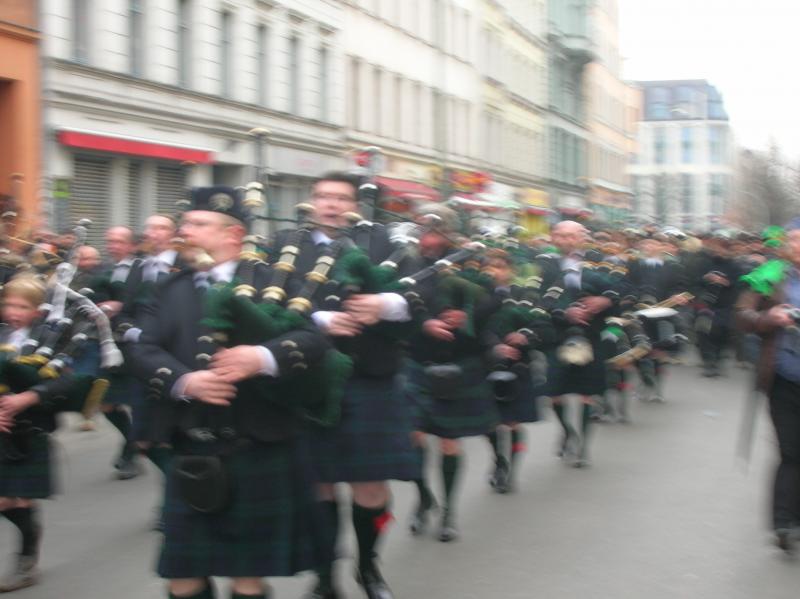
[0,2,41,231]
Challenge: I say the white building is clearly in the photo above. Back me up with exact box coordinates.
[40,0,553,245]
[627,80,734,231]
[42,0,346,246]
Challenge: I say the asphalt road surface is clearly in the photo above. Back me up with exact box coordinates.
[3,362,798,599]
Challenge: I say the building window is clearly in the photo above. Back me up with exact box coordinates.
[178,0,191,87]
[681,127,693,164]
[289,35,300,114]
[681,173,693,215]
[709,174,726,214]
[654,128,666,165]
[319,46,329,121]
[709,127,726,164]
[257,24,269,106]
[129,0,144,76]
[413,82,422,144]
[73,0,90,63]
[373,67,383,135]
[648,87,669,119]
[349,57,361,129]
[394,74,403,139]
[220,11,232,98]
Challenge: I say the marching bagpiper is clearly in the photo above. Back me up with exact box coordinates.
[125,186,333,599]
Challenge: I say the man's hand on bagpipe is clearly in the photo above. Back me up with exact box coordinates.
[0,391,38,433]
[343,294,385,326]
[179,370,235,406]
[210,346,271,384]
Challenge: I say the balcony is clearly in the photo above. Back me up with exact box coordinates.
[551,32,596,66]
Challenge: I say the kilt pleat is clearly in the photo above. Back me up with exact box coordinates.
[0,434,54,499]
[308,376,420,483]
[158,436,330,579]
[404,358,498,439]
[495,373,541,424]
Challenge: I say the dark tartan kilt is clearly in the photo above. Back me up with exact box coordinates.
[158,436,330,579]
[495,371,541,424]
[308,376,420,483]
[0,434,54,499]
[543,335,607,397]
[404,358,499,439]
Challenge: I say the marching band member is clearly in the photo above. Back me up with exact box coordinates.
[125,187,331,599]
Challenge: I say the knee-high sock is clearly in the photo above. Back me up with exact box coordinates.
[413,444,435,510]
[352,502,392,571]
[104,407,131,440]
[315,500,339,587]
[580,404,593,456]
[510,428,526,471]
[553,402,577,439]
[2,506,39,557]
[486,430,506,466]
[441,453,462,515]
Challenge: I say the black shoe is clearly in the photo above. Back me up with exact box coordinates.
[409,497,437,536]
[115,456,141,480]
[775,528,798,556]
[438,512,459,543]
[356,564,394,599]
[489,459,510,494]
[304,581,341,599]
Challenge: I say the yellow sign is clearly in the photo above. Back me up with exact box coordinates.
[520,188,549,207]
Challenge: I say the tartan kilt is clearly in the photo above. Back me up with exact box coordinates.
[543,335,607,397]
[0,434,54,499]
[404,358,499,439]
[308,376,420,483]
[158,436,330,579]
[495,370,541,424]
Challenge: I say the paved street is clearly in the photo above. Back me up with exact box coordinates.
[3,363,798,599]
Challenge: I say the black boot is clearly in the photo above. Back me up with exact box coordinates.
[409,479,436,535]
[353,503,394,599]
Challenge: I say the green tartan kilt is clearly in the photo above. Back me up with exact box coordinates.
[158,436,331,579]
[308,376,421,483]
[404,358,498,439]
[0,434,54,499]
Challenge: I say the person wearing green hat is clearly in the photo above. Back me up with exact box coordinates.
[737,222,800,555]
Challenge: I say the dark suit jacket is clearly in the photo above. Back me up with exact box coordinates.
[271,224,406,378]
[626,258,687,302]
[124,261,330,443]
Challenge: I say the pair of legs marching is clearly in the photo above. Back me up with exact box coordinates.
[308,481,393,599]
[409,434,462,543]
[0,497,41,592]
[487,424,526,494]
[551,395,594,468]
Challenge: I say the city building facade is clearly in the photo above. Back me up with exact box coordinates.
[585,0,637,226]
[1,0,41,228]
[628,79,734,231]
[41,0,346,245]
[546,0,594,219]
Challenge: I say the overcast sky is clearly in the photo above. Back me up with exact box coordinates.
[619,0,800,158]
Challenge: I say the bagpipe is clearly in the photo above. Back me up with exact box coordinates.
[193,184,354,428]
[0,220,120,461]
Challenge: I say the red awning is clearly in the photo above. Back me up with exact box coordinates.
[525,206,553,216]
[375,176,440,202]
[58,130,215,164]
[558,206,593,217]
